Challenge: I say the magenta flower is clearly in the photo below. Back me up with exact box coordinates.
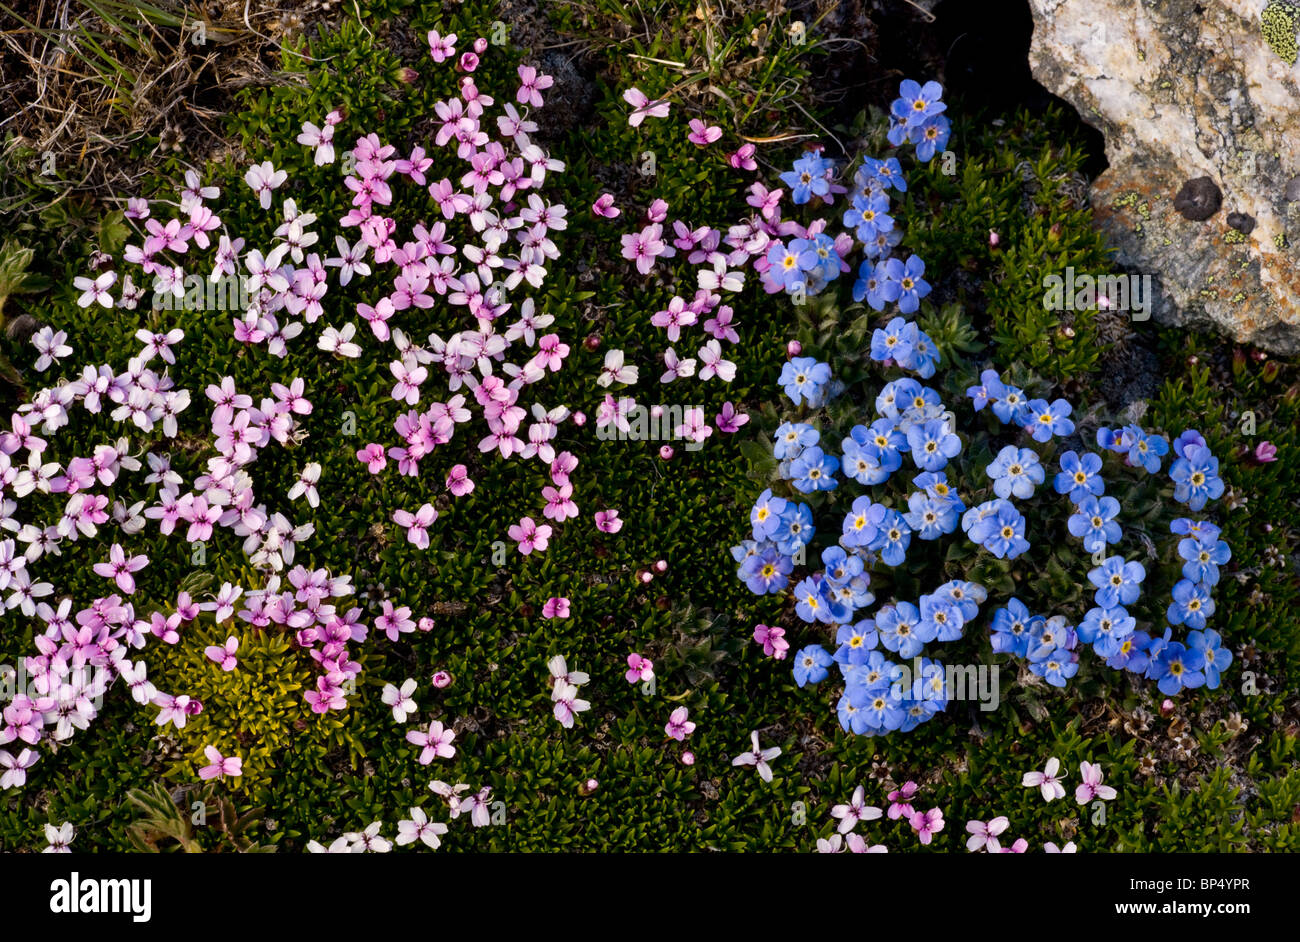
[728,143,758,170]
[198,745,242,781]
[887,781,919,820]
[909,807,945,844]
[406,719,457,764]
[357,443,387,473]
[591,193,620,218]
[458,51,479,72]
[625,653,654,684]
[393,504,438,549]
[508,516,552,555]
[1254,440,1277,463]
[594,509,623,534]
[204,636,240,672]
[542,482,578,522]
[715,402,749,434]
[92,543,148,594]
[687,118,722,146]
[664,706,696,741]
[543,596,571,618]
[753,623,789,659]
[376,600,415,641]
[623,87,670,126]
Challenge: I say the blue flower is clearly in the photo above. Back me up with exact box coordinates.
[843,191,894,244]
[904,491,957,540]
[1077,605,1135,659]
[849,683,905,733]
[859,156,906,193]
[852,259,893,309]
[1054,450,1105,504]
[876,378,920,419]
[1170,443,1224,511]
[1025,615,1073,663]
[1186,629,1232,689]
[868,509,913,566]
[774,502,815,556]
[841,495,886,548]
[1067,494,1123,553]
[791,232,841,283]
[1024,398,1075,443]
[863,417,909,469]
[987,445,1045,499]
[1171,517,1221,543]
[1172,429,1208,458]
[793,575,834,624]
[840,436,892,486]
[821,545,864,585]
[740,545,793,595]
[966,368,1005,412]
[918,593,964,642]
[1107,629,1154,674]
[1167,578,1215,630]
[793,644,834,687]
[900,329,941,379]
[990,382,1031,426]
[882,255,931,314]
[886,99,912,147]
[906,418,961,472]
[897,79,946,127]
[877,601,932,658]
[870,315,917,363]
[990,598,1035,658]
[969,499,1030,559]
[1152,641,1206,695]
[1030,647,1078,688]
[749,488,789,541]
[934,579,986,622]
[1096,426,1134,455]
[773,421,819,461]
[913,471,964,510]
[1088,555,1146,608]
[778,357,832,406]
[765,240,806,291]
[910,114,951,162]
[834,619,879,665]
[1178,536,1231,586]
[789,445,839,492]
[779,150,833,204]
[1123,425,1169,474]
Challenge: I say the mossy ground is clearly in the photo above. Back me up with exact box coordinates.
[0,0,1296,852]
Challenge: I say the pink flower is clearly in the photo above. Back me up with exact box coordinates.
[406,719,457,764]
[591,193,620,218]
[393,503,438,550]
[543,596,571,618]
[357,443,387,473]
[432,670,452,689]
[458,51,479,72]
[731,730,780,782]
[1074,761,1117,804]
[198,745,242,780]
[594,509,623,533]
[646,198,669,224]
[91,543,148,594]
[752,623,789,659]
[687,118,722,146]
[786,340,802,358]
[909,807,944,844]
[623,87,670,126]
[625,653,654,684]
[376,600,415,641]
[887,781,919,819]
[1254,440,1277,463]
[681,751,695,766]
[999,838,1029,853]
[204,636,240,671]
[659,445,674,460]
[831,786,883,833]
[728,143,757,170]
[427,29,457,63]
[445,464,475,496]
[715,401,749,434]
[508,516,552,555]
[665,706,695,741]
[516,64,553,107]
[621,223,670,275]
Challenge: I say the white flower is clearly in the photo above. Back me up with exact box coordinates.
[596,348,637,387]
[830,785,882,834]
[73,272,115,309]
[345,821,390,853]
[381,678,418,723]
[42,821,74,852]
[1044,840,1078,853]
[1022,757,1067,802]
[732,731,781,782]
[244,160,287,210]
[287,462,321,508]
[395,807,448,848]
[697,259,744,293]
[31,327,73,371]
[319,323,362,358]
[697,339,736,382]
[660,347,696,383]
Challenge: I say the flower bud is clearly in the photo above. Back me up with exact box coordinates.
[659,444,674,460]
